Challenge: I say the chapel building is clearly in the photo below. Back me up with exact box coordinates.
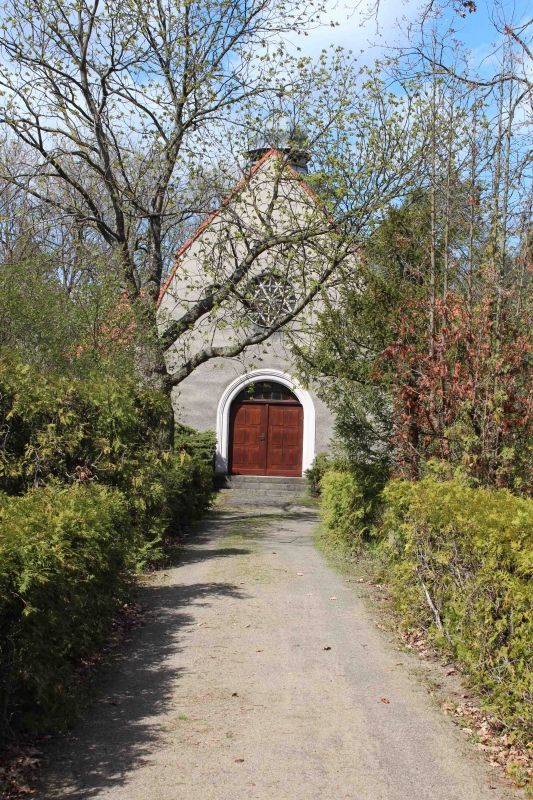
[157,137,336,479]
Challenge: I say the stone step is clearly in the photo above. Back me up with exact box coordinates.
[218,475,310,507]
[218,490,307,507]
[228,486,306,496]
[227,485,306,493]
[226,494,308,506]
[226,475,306,486]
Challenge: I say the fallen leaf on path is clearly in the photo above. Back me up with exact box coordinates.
[323,645,332,651]
[256,649,263,653]
[234,758,245,763]
[380,697,390,704]
[231,692,238,697]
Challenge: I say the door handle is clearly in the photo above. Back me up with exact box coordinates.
[259,432,266,442]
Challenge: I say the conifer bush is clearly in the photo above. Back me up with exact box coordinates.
[0,351,215,549]
[305,453,333,496]
[0,351,215,738]
[0,484,134,736]
[380,477,533,738]
[320,470,369,548]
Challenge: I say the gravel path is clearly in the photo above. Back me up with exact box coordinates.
[39,505,520,800]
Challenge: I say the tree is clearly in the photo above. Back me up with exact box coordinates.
[297,84,532,492]
[0,0,427,412]
[0,139,131,374]
[293,194,432,487]
[293,0,533,492]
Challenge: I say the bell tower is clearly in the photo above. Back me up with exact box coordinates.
[247,126,310,174]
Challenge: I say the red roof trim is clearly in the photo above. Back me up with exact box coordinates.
[157,148,327,307]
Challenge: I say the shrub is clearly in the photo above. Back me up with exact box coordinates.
[0,483,135,737]
[0,351,216,738]
[380,476,533,739]
[174,425,217,466]
[320,470,369,549]
[122,448,214,566]
[305,452,333,496]
[0,350,172,495]
[0,350,215,554]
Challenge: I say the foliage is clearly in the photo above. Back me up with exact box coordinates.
[294,195,430,484]
[2,352,170,483]
[0,353,215,739]
[0,256,82,371]
[320,470,371,549]
[378,287,532,491]
[305,452,334,496]
[174,425,217,467]
[0,231,128,379]
[379,476,533,739]
[0,347,215,546]
[121,449,214,567]
[296,189,532,495]
[0,484,134,737]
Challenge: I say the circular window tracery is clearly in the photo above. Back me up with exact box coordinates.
[243,272,297,328]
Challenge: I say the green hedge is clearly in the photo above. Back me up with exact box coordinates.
[0,351,215,552]
[0,352,216,739]
[122,448,214,566]
[0,484,134,736]
[305,453,334,496]
[320,470,370,548]
[0,454,214,740]
[0,351,172,495]
[380,477,533,739]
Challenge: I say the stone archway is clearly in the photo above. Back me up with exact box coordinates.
[215,369,315,476]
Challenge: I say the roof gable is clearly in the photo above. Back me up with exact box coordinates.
[157,148,324,307]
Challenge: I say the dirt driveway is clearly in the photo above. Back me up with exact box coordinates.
[39,506,521,800]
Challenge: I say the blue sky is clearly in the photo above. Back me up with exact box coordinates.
[284,0,532,77]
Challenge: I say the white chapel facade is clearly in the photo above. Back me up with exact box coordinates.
[157,142,335,478]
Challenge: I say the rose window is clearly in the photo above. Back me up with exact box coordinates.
[243,272,297,328]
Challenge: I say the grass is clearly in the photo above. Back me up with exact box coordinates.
[313,522,381,584]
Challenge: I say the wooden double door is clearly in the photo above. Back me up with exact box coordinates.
[229,400,303,477]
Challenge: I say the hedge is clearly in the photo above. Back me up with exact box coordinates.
[122,447,215,566]
[0,448,215,740]
[318,471,532,738]
[0,351,175,495]
[0,484,134,736]
[0,351,215,556]
[320,469,372,548]
[305,453,334,496]
[0,352,216,739]
[381,477,533,739]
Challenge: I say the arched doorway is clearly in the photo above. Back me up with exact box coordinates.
[215,368,315,476]
[229,381,303,476]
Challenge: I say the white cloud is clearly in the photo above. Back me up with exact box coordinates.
[283,0,423,63]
